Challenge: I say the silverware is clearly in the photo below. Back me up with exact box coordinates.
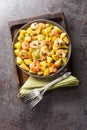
[23,72,71,109]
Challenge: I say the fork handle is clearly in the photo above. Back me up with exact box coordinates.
[42,72,71,94]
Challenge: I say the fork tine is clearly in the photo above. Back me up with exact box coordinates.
[30,95,43,109]
[23,93,39,103]
[27,92,38,98]
[23,89,41,103]
[23,91,35,99]
[24,95,36,102]
[23,95,34,103]
[23,93,36,102]
[30,98,41,109]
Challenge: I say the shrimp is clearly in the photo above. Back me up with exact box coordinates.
[40,40,52,49]
[40,45,48,54]
[49,67,57,73]
[30,22,38,30]
[40,52,46,60]
[19,50,29,59]
[52,28,60,37]
[56,49,66,57]
[48,42,52,49]
[39,40,46,47]
[30,40,39,48]
[54,38,63,46]
[22,41,29,50]
[39,23,45,28]
[31,35,37,41]
[30,60,40,72]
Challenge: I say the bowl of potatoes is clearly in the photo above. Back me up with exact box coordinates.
[13,19,71,78]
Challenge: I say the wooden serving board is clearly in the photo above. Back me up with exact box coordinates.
[9,12,73,88]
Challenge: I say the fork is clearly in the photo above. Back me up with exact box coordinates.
[23,72,71,109]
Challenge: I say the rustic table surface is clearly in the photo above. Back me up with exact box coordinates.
[0,0,87,130]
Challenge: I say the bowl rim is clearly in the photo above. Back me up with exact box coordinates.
[13,19,71,78]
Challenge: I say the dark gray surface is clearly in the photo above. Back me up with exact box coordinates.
[0,0,87,130]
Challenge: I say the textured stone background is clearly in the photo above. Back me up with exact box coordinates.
[0,0,87,130]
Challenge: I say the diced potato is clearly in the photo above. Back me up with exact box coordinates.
[29,48,33,53]
[35,29,41,35]
[37,34,45,41]
[64,49,68,54]
[24,59,32,65]
[20,63,29,71]
[18,30,26,42]
[44,68,50,76]
[60,32,66,39]
[40,60,47,67]
[16,57,23,64]
[14,42,21,49]
[62,57,68,65]
[19,30,26,35]
[24,36,31,42]
[37,71,44,75]
[52,36,56,42]
[63,36,69,44]
[42,28,50,35]
[53,45,58,52]
[50,50,54,55]
[54,26,63,33]
[52,55,58,61]
[60,45,68,49]
[45,36,51,41]
[14,49,20,56]
[26,27,32,34]
[40,66,46,71]
[19,30,26,38]
[29,69,36,74]
[55,58,62,67]
[45,24,50,27]
[46,62,51,67]
[49,67,53,73]
[18,36,24,42]
[47,56,53,63]
[46,24,53,29]
[35,26,42,34]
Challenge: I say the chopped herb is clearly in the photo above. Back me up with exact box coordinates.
[59,43,62,46]
[34,23,37,26]
[22,51,26,55]
[48,50,51,52]
[35,55,40,60]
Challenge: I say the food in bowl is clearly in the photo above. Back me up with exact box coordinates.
[13,20,70,76]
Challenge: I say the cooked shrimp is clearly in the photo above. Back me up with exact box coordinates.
[58,38,63,44]
[31,35,37,40]
[40,45,48,54]
[39,23,45,28]
[56,49,66,57]
[49,67,57,73]
[40,52,46,60]
[22,41,29,50]
[48,42,52,49]
[19,50,29,59]
[30,22,38,30]
[52,28,60,37]
[40,40,52,49]
[30,60,40,72]
[30,40,39,48]
[39,40,47,47]
[54,38,63,46]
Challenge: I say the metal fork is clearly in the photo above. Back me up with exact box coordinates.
[23,72,71,109]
